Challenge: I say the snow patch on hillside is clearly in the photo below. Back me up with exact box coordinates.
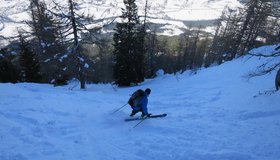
[0,0,242,45]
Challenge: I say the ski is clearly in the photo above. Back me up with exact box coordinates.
[124,113,167,121]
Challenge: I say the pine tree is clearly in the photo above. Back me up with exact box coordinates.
[0,48,19,83]
[49,0,104,89]
[30,0,61,52]
[19,36,42,83]
[145,26,158,78]
[113,0,145,86]
[29,0,66,83]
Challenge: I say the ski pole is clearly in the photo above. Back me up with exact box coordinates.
[133,116,148,128]
[112,103,128,114]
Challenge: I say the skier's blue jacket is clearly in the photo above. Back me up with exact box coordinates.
[132,93,149,115]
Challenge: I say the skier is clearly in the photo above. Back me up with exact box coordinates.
[129,88,151,117]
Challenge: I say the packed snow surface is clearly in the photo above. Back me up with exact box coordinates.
[0,45,280,160]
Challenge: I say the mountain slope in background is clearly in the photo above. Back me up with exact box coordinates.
[0,0,242,43]
[0,44,279,160]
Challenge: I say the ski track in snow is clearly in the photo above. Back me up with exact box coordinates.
[1,45,280,159]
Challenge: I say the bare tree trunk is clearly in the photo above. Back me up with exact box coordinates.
[232,0,258,58]
[189,27,201,70]
[69,0,85,89]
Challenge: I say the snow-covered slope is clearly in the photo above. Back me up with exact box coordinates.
[0,0,242,43]
[0,44,279,160]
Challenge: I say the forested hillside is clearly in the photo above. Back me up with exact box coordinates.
[0,0,279,88]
